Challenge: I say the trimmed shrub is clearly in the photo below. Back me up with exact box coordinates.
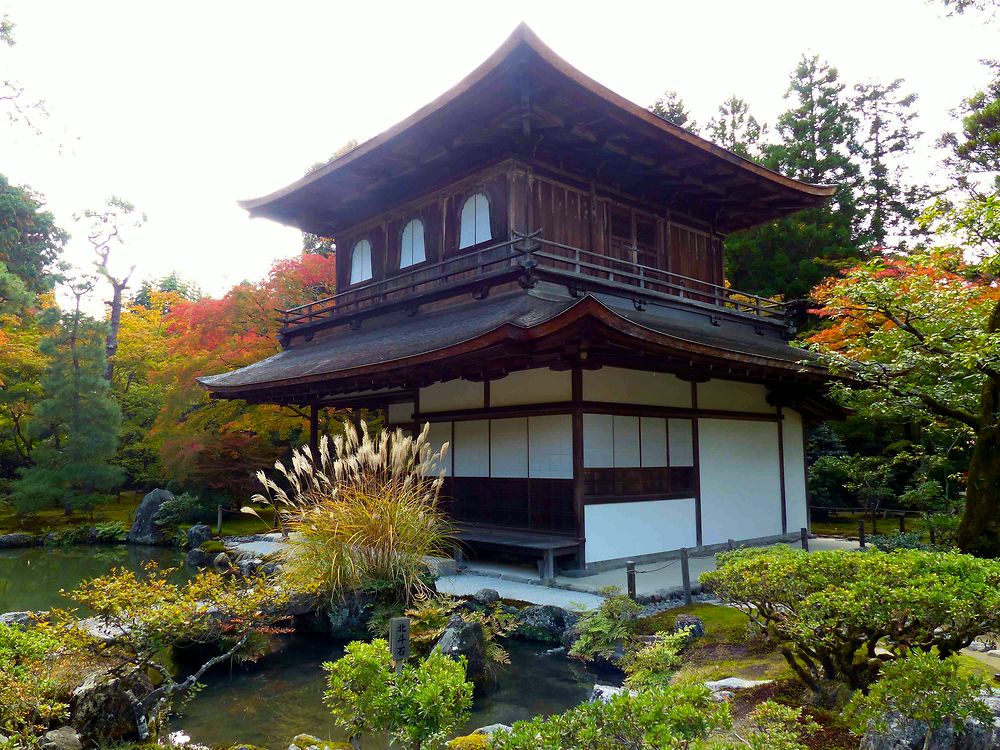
[701,546,1000,693]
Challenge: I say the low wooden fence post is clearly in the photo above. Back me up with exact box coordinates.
[680,548,692,605]
[217,505,223,536]
[800,527,809,552]
[858,520,867,549]
[899,513,906,534]
[626,561,637,601]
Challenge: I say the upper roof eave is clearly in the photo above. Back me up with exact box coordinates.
[238,23,835,217]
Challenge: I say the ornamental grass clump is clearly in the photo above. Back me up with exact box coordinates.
[251,421,455,604]
[701,546,1000,696]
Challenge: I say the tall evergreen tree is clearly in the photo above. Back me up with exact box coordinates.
[0,174,66,313]
[648,91,698,132]
[706,95,766,160]
[11,282,123,515]
[853,79,927,247]
[725,55,865,300]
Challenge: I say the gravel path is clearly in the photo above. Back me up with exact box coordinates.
[435,573,605,611]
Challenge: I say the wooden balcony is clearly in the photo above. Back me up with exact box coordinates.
[276,231,790,347]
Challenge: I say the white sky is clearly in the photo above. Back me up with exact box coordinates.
[0,0,996,307]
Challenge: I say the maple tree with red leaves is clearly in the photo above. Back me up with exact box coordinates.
[147,252,340,501]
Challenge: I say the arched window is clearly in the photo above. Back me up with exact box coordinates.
[350,239,373,284]
[459,192,491,250]
[399,219,426,268]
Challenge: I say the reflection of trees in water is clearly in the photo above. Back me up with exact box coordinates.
[0,546,185,613]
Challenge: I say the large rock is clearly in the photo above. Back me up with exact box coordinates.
[40,727,82,750]
[69,669,154,743]
[327,590,376,639]
[185,546,215,569]
[126,488,174,545]
[0,611,34,628]
[514,604,578,644]
[674,614,705,642]
[434,615,488,685]
[705,677,772,691]
[186,523,212,550]
[0,532,37,548]
[860,699,1000,750]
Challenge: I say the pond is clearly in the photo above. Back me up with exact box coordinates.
[0,545,606,750]
[170,637,597,749]
[0,544,185,613]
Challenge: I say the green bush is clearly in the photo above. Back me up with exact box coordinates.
[154,492,216,528]
[869,531,927,551]
[92,520,129,542]
[723,702,819,750]
[844,652,991,743]
[622,630,689,690]
[568,590,640,662]
[399,593,516,668]
[490,685,730,750]
[199,540,227,554]
[0,623,67,742]
[701,546,1000,694]
[323,639,473,750]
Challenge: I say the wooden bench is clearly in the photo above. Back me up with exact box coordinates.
[454,523,582,580]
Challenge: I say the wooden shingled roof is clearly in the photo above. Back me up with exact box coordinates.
[239,23,834,236]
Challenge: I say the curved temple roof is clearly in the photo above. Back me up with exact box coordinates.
[240,24,834,236]
[198,287,833,407]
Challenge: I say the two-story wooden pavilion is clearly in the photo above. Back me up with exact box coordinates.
[200,24,840,574]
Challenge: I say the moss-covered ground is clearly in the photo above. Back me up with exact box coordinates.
[636,603,857,750]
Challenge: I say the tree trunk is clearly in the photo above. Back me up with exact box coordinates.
[958,300,1000,557]
[957,419,1000,556]
[105,280,124,381]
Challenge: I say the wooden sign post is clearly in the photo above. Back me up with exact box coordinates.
[389,617,411,676]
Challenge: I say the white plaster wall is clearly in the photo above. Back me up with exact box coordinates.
[782,409,809,533]
[583,414,614,468]
[698,419,782,545]
[585,499,698,563]
[612,415,641,467]
[697,380,772,413]
[491,368,571,407]
[640,417,668,467]
[528,415,573,479]
[668,418,694,466]
[453,420,490,477]
[419,379,484,413]
[490,417,528,477]
[426,421,453,476]
[583,367,692,407]
[387,401,414,424]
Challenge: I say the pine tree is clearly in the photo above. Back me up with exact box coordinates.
[706,95,766,160]
[853,79,927,248]
[11,282,123,516]
[649,91,698,132]
[725,55,865,300]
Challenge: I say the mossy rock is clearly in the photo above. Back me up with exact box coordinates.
[289,734,351,750]
[448,734,493,749]
[198,539,227,554]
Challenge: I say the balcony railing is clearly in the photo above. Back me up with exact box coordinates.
[276,231,789,343]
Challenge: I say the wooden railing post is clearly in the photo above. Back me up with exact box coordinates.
[626,561,637,601]
[680,548,692,605]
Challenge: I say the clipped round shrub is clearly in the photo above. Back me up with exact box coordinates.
[702,546,1000,693]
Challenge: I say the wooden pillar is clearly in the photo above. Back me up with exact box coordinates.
[776,406,788,535]
[691,380,703,548]
[571,366,586,569]
[309,403,319,459]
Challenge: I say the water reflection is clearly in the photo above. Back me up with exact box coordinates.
[0,545,185,613]
[171,637,598,750]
